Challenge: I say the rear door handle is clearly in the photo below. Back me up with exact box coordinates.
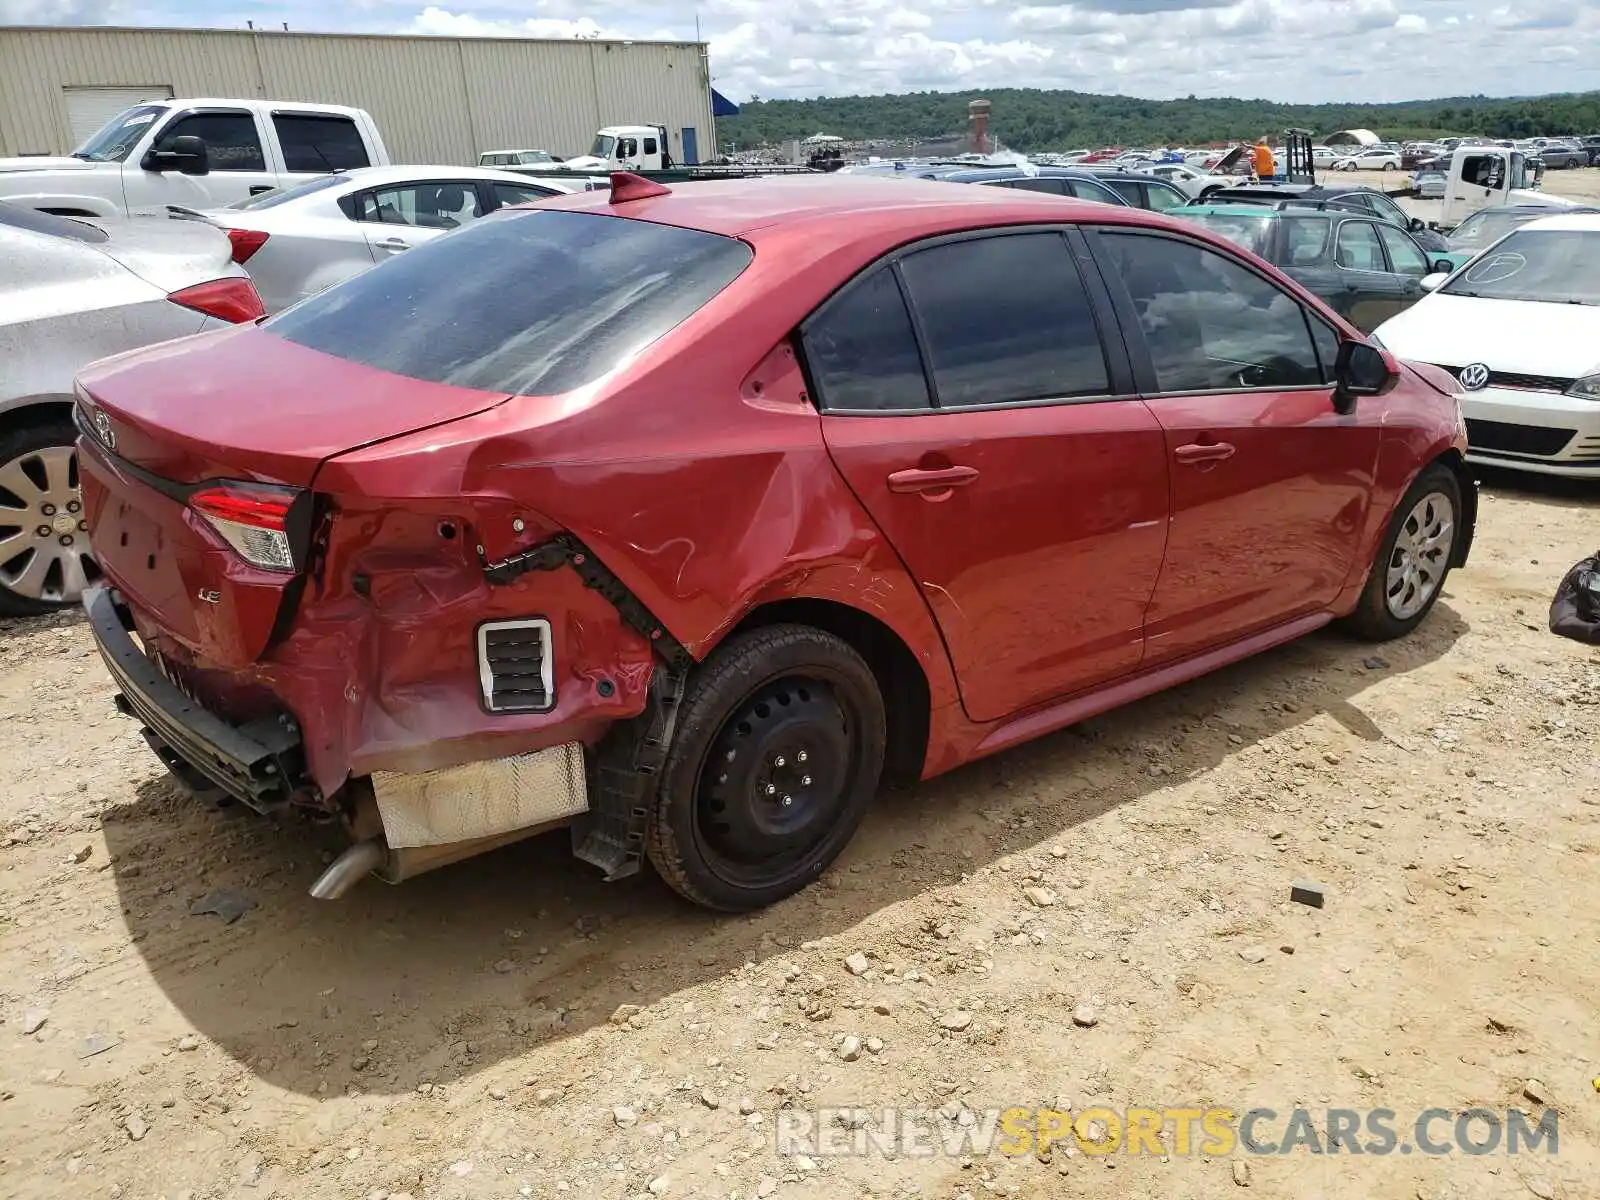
[248,185,274,196]
[1174,442,1236,464]
[886,465,980,494]
[376,237,410,251]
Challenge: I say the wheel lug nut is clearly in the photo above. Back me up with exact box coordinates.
[765,783,777,796]
[67,500,81,514]
[35,525,50,538]
[774,756,786,768]
[801,775,811,786]
[78,521,87,532]
[781,795,792,807]
[797,751,808,763]
[58,535,73,547]
[40,504,55,517]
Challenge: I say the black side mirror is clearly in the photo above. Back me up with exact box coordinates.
[1432,259,1455,275]
[1333,340,1397,414]
[142,134,209,176]
[1409,217,1425,232]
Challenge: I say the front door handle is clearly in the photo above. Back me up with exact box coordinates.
[249,185,274,196]
[886,465,980,494]
[376,237,410,252]
[1174,442,1237,465]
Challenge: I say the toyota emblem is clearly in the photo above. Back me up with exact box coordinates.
[92,407,116,450]
[1458,363,1490,391]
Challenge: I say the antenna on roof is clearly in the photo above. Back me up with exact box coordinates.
[610,171,672,203]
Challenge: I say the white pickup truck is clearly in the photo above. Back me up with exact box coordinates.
[1438,145,1577,228]
[0,98,389,219]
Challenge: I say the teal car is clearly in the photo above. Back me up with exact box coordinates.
[1169,202,1469,332]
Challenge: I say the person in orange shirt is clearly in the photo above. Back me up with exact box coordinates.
[1252,137,1276,179]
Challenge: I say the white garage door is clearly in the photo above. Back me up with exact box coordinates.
[63,85,174,149]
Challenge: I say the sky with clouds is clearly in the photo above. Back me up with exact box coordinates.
[2,0,1596,103]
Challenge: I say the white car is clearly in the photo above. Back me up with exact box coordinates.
[1137,159,1238,200]
[1373,213,1600,477]
[181,165,586,313]
[0,201,262,614]
[1333,148,1402,172]
[1312,145,1340,168]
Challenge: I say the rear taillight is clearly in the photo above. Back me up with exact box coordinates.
[189,482,300,572]
[227,228,269,264]
[169,278,266,325]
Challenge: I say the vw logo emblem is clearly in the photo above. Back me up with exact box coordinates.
[92,407,116,449]
[1458,363,1490,391]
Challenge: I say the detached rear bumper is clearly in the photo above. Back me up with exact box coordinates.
[84,584,307,813]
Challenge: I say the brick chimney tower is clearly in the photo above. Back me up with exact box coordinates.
[967,98,992,155]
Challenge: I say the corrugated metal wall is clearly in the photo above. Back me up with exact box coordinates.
[0,26,714,164]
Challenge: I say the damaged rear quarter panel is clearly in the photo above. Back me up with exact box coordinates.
[307,260,964,783]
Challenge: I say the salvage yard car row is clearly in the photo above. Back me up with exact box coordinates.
[3,97,1598,913]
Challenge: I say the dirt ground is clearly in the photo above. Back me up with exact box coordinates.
[4,177,1600,1200]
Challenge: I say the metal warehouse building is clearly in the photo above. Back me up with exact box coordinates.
[0,25,720,166]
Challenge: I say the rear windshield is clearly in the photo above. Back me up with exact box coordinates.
[267,208,753,394]
[0,200,108,244]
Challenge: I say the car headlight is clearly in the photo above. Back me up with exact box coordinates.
[1565,373,1600,400]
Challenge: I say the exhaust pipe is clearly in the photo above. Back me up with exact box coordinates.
[309,838,385,900]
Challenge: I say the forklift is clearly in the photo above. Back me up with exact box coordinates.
[1281,128,1316,185]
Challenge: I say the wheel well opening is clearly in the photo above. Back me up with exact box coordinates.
[1434,448,1477,568]
[733,599,931,789]
[0,400,76,446]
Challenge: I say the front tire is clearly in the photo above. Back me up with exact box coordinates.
[0,418,96,618]
[1343,463,1462,640]
[646,624,886,911]
[1383,162,1396,171]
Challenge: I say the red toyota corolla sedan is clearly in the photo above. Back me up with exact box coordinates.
[75,174,1474,911]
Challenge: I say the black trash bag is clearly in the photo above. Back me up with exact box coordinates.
[1549,552,1600,644]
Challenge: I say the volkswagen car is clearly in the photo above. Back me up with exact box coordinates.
[1374,213,1600,476]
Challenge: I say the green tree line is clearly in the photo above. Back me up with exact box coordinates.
[718,88,1600,152]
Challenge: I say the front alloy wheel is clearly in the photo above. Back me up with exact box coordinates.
[1385,491,1453,620]
[1344,463,1462,640]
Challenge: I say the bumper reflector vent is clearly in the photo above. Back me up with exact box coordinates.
[478,618,553,712]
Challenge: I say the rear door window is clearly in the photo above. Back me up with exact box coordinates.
[803,268,931,412]
[268,210,753,396]
[358,182,483,228]
[153,111,265,171]
[897,232,1110,407]
[273,114,371,172]
[1336,221,1387,271]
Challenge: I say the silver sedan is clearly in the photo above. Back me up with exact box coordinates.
[185,165,591,313]
[0,203,263,615]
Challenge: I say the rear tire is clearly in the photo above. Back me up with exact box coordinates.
[0,418,96,618]
[646,624,886,911]
[1383,162,1396,171]
[1342,463,1462,641]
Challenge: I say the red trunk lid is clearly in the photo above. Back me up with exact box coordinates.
[76,325,512,487]
[77,326,511,666]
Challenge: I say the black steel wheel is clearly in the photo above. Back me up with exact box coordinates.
[647,624,885,911]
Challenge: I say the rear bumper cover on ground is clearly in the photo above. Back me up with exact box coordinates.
[84,584,307,813]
